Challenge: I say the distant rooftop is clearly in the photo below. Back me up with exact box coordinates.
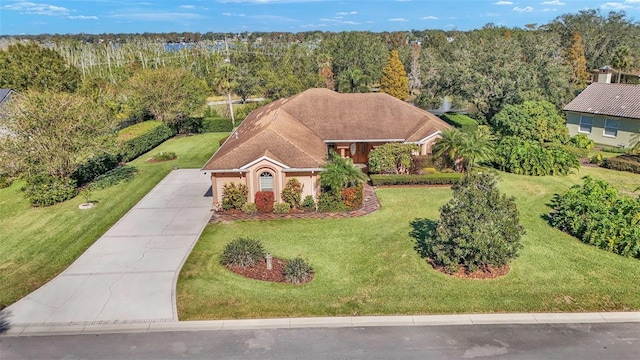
[563,83,640,120]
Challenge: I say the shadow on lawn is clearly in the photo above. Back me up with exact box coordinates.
[409,218,438,259]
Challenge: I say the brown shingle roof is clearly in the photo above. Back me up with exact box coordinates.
[563,83,640,120]
[203,88,450,171]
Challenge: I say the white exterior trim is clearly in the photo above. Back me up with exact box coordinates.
[413,131,443,144]
[208,169,248,174]
[240,156,290,170]
[323,139,405,143]
[282,168,325,172]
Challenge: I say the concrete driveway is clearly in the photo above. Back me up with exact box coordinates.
[6,169,213,326]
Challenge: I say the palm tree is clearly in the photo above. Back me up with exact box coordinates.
[630,128,640,154]
[459,130,495,172]
[337,69,372,93]
[433,129,466,171]
[320,151,367,194]
[612,47,633,84]
[433,129,494,173]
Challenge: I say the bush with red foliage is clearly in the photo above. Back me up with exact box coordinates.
[341,183,363,210]
[255,191,275,213]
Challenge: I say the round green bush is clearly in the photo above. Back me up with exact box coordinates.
[282,257,313,284]
[220,238,265,268]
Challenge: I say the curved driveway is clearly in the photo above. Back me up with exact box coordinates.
[7,169,213,326]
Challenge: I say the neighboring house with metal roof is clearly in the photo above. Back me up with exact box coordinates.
[563,83,640,148]
[202,88,450,204]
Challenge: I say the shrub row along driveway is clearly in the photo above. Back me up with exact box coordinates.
[7,169,212,326]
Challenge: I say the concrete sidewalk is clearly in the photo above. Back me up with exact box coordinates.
[6,169,213,327]
[4,312,640,336]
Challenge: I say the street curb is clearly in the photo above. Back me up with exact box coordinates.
[4,312,640,337]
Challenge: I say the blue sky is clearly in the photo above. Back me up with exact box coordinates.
[1,0,639,35]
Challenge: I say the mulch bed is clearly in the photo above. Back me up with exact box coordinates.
[427,259,510,279]
[226,257,314,284]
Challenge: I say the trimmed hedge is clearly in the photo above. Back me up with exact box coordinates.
[118,122,175,162]
[371,173,463,186]
[202,117,235,132]
[603,154,640,174]
[440,113,479,133]
[72,153,120,187]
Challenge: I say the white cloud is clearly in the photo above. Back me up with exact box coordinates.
[180,5,196,9]
[68,15,98,20]
[541,0,565,5]
[336,11,357,15]
[2,1,70,16]
[493,1,513,5]
[388,18,408,22]
[513,6,534,12]
[542,8,558,11]
[601,2,632,8]
[421,16,438,20]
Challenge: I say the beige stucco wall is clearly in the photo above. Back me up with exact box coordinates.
[244,159,285,202]
[420,135,441,155]
[284,172,320,201]
[566,112,639,148]
[212,165,320,205]
[211,173,245,205]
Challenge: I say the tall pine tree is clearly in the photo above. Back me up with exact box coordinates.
[566,32,590,89]
[380,50,409,100]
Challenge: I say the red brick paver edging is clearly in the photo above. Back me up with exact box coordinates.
[210,184,380,223]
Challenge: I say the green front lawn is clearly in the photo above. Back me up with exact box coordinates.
[0,132,227,307]
[178,167,640,319]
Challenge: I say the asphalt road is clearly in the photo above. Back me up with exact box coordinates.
[2,323,639,360]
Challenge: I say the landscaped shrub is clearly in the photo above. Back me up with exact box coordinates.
[241,202,258,214]
[368,143,420,174]
[317,191,348,213]
[601,147,628,154]
[173,116,203,134]
[490,100,568,143]
[90,165,138,190]
[255,191,275,213]
[410,173,525,272]
[0,176,12,189]
[590,154,604,166]
[603,154,640,174]
[370,173,462,186]
[282,257,313,284]
[22,174,77,207]
[202,117,234,132]
[150,151,177,162]
[568,134,595,149]
[221,182,248,210]
[561,145,589,159]
[549,176,640,258]
[220,237,265,268]
[440,112,479,133]
[493,137,579,176]
[301,195,316,212]
[281,178,304,208]
[71,153,120,187]
[341,183,364,210]
[118,122,175,162]
[273,202,291,214]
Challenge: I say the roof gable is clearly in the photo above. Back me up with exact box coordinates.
[203,88,450,171]
[563,83,640,120]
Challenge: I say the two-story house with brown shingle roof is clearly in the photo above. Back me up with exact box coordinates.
[564,82,640,148]
[202,88,450,204]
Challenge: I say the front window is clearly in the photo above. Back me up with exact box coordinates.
[259,172,274,192]
[578,116,593,134]
[603,119,619,138]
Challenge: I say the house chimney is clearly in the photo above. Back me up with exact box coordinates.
[593,66,613,84]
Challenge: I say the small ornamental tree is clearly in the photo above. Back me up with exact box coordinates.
[221,182,248,210]
[380,50,409,100]
[281,178,304,208]
[410,173,525,272]
[490,100,569,144]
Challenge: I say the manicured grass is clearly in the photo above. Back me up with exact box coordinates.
[0,132,227,307]
[177,166,640,320]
